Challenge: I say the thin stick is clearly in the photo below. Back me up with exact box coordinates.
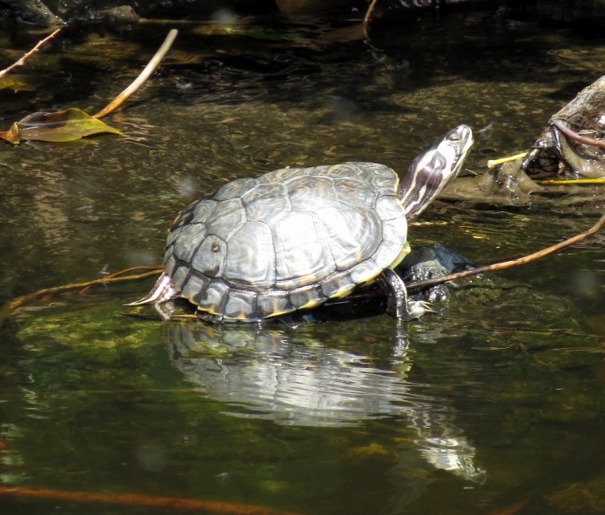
[407,213,605,291]
[551,118,605,150]
[0,28,62,79]
[78,265,163,294]
[104,265,162,279]
[0,268,162,322]
[93,29,178,119]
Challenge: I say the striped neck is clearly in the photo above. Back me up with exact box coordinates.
[399,124,473,219]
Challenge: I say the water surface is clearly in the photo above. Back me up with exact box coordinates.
[1,14,605,514]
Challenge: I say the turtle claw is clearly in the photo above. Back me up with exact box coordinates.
[404,300,433,321]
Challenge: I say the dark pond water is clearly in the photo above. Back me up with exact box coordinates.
[1,12,605,515]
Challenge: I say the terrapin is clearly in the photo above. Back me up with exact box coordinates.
[132,124,473,322]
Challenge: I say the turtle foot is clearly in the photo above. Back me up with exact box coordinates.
[381,268,433,321]
[403,300,433,321]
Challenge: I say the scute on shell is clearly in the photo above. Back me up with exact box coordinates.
[224,221,276,289]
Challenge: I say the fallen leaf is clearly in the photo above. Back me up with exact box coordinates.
[0,108,122,145]
[0,123,20,145]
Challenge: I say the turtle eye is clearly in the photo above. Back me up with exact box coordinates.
[448,132,462,143]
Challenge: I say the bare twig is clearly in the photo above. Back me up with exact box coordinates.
[0,267,162,323]
[0,28,62,79]
[408,213,605,290]
[93,29,178,119]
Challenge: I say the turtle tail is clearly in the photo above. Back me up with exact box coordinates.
[127,272,178,306]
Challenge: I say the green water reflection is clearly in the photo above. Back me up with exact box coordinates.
[1,14,605,515]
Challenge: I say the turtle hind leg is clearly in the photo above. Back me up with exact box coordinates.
[380,268,430,321]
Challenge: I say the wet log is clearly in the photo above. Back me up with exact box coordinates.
[522,74,605,180]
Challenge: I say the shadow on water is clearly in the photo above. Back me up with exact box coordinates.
[1,11,605,515]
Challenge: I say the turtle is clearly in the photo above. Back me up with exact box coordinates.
[131,124,473,323]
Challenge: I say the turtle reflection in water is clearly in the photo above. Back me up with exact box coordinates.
[131,125,474,323]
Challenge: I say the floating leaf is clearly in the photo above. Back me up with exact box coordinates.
[0,29,176,146]
[0,108,122,145]
[0,123,20,145]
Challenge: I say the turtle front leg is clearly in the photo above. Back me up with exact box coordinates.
[381,268,430,321]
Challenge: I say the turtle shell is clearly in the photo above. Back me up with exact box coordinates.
[164,162,409,320]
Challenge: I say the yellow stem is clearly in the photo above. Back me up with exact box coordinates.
[487,152,528,169]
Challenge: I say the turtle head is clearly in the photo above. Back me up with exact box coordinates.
[399,124,473,219]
